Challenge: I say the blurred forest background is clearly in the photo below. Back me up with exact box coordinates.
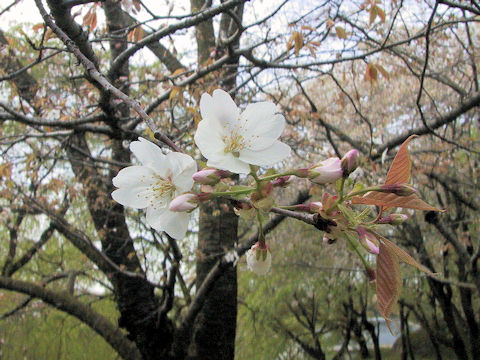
[0,0,478,359]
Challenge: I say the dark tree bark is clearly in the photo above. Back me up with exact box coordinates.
[187,2,244,359]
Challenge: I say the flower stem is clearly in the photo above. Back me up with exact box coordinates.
[256,209,265,246]
[258,171,297,182]
[209,188,254,197]
[326,178,346,215]
[346,186,383,198]
[345,231,370,269]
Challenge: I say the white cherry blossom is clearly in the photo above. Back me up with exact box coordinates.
[111,138,196,239]
[194,89,291,174]
[246,243,272,276]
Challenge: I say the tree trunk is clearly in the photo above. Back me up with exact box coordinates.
[188,2,244,359]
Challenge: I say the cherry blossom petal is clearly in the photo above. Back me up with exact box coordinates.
[168,152,196,192]
[194,119,227,161]
[146,207,190,239]
[239,141,291,166]
[200,89,239,131]
[112,166,156,188]
[241,102,285,150]
[207,153,250,174]
[246,247,272,276]
[130,138,170,177]
[111,187,158,209]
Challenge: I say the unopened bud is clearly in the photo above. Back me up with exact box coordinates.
[246,242,272,276]
[168,193,198,212]
[192,168,231,185]
[356,226,380,255]
[378,213,409,225]
[341,149,360,177]
[271,175,292,187]
[307,157,343,184]
[380,183,417,196]
[309,201,323,212]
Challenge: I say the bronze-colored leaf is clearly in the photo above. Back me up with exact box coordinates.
[293,31,304,56]
[351,192,443,211]
[378,235,435,275]
[335,26,347,39]
[377,242,401,321]
[376,6,386,22]
[385,135,417,185]
[369,5,378,25]
[364,63,378,82]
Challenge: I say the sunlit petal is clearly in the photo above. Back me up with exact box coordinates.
[194,119,227,160]
[207,153,250,174]
[130,138,170,177]
[112,166,156,188]
[200,89,239,131]
[241,103,285,150]
[239,141,291,166]
[146,207,190,239]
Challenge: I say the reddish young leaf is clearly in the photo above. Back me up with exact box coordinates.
[376,242,402,322]
[377,235,435,275]
[364,63,378,82]
[385,135,417,185]
[351,192,443,211]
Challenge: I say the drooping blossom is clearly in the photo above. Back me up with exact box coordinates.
[246,242,272,276]
[308,157,343,184]
[111,138,196,239]
[194,89,291,174]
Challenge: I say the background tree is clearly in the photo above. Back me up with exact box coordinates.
[0,0,478,359]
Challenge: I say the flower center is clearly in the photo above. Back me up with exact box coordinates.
[223,132,246,156]
[152,178,174,196]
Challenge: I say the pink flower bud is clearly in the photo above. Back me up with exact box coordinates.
[356,226,380,255]
[380,183,417,196]
[246,242,272,276]
[378,213,409,225]
[309,201,323,212]
[192,168,231,185]
[341,149,360,177]
[168,193,198,212]
[308,158,343,184]
[271,175,292,187]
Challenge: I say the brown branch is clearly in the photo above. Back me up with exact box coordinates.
[6,224,55,276]
[439,0,480,15]
[2,212,24,276]
[0,275,142,360]
[118,9,185,73]
[373,92,480,159]
[35,0,180,152]
[108,0,246,78]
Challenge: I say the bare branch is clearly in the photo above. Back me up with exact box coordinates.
[0,275,142,360]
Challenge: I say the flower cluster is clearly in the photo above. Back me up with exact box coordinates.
[112,88,419,282]
[111,138,196,239]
